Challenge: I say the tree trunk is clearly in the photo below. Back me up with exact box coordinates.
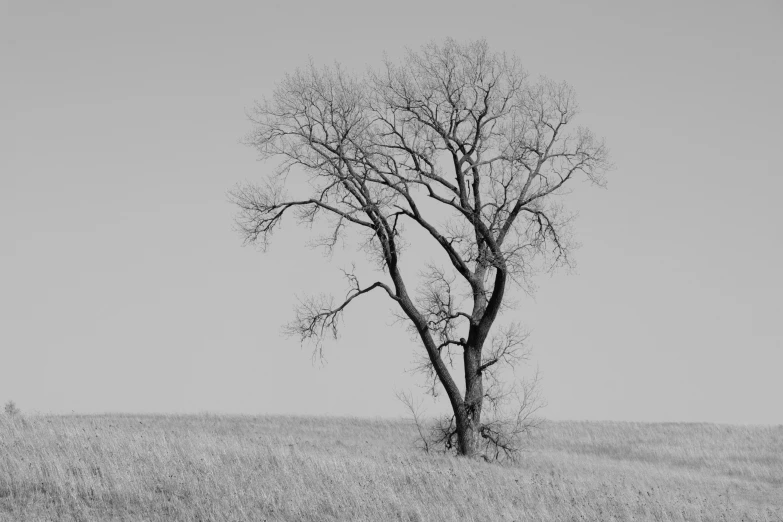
[456,405,482,457]
[456,345,483,457]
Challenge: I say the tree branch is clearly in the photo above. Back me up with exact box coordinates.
[284,278,398,352]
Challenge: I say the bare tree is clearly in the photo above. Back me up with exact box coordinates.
[4,400,20,416]
[231,39,610,459]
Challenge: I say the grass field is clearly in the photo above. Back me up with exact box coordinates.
[1,414,781,521]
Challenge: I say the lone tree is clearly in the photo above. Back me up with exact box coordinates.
[4,400,20,416]
[232,39,609,459]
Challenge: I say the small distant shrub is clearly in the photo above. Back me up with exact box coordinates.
[4,400,20,416]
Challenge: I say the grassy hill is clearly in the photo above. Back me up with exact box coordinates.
[1,414,781,521]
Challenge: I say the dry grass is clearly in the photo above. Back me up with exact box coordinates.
[1,414,781,521]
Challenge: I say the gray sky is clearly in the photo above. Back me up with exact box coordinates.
[2,0,781,424]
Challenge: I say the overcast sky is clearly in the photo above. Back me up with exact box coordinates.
[2,0,781,424]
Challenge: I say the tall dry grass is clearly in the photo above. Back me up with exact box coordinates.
[1,414,781,521]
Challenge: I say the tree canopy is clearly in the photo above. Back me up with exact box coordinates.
[232,39,610,459]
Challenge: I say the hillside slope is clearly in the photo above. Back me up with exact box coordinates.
[1,415,781,521]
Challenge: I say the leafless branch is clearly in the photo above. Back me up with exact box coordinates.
[283,270,398,359]
[395,390,430,454]
[479,370,546,462]
[480,321,530,375]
